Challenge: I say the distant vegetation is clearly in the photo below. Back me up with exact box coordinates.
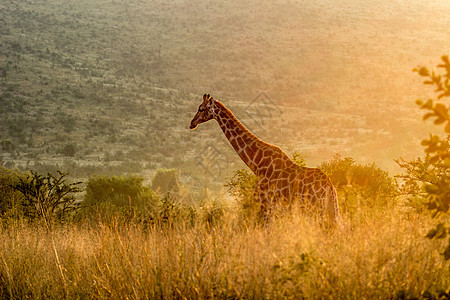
[2,0,448,185]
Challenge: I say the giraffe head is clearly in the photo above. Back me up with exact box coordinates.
[189,94,216,129]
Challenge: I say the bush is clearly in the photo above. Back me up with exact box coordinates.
[395,157,430,212]
[10,170,81,224]
[81,174,159,221]
[398,56,450,259]
[80,172,223,227]
[319,154,398,214]
[60,143,77,157]
[226,168,259,221]
[199,198,226,227]
[151,168,180,197]
[0,167,23,221]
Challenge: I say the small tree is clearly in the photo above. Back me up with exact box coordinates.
[12,171,82,223]
[0,167,23,221]
[82,174,158,220]
[226,168,259,220]
[319,154,398,214]
[151,168,180,197]
[398,56,450,259]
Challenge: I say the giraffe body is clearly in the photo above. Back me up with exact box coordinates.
[190,94,340,223]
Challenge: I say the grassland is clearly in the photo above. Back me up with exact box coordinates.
[1,205,449,299]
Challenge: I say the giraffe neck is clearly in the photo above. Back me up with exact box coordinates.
[212,101,293,175]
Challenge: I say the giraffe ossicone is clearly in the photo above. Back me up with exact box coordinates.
[190,93,340,224]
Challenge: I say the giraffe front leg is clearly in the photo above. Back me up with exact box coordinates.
[254,180,272,223]
[259,192,271,223]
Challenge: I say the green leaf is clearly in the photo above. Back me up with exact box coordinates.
[426,224,447,239]
[428,155,440,164]
[445,121,450,133]
[443,157,450,167]
[423,113,435,121]
[443,242,450,260]
[420,137,432,146]
[424,183,439,193]
[434,103,449,118]
[417,67,430,77]
[431,135,440,144]
[426,228,437,239]
[423,99,433,109]
[435,223,447,239]
[434,117,446,125]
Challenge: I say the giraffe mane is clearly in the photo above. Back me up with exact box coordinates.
[215,101,290,157]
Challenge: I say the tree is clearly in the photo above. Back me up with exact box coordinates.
[398,56,450,259]
[82,174,158,220]
[226,168,260,220]
[12,171,82,223]
[319,154,397,213]
[0,167,23,220]
[151,168,180,197]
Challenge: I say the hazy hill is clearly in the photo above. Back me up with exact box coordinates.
[1,0,449,186]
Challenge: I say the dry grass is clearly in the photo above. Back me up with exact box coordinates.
[0,207,449,299]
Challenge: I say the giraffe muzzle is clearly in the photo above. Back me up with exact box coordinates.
[189,121,198,130]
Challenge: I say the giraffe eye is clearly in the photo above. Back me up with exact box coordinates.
[199,108,206,112]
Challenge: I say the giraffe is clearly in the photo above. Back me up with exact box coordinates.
[190,94,340,224]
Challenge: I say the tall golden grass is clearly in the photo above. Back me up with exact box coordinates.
[1,206,449,299]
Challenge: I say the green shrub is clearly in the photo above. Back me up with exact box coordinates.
[396,157,430,213]
[151,168,180,198]
[82,174,158,221]
[398,56,450,259]
[81,172,222,227]
[0,167,23,221]
[226,168,260,221]
[60,143,77,157]
[318,154,398,214]
[199,197,226,228]
[9,170,81,224]
[292,151,307,167]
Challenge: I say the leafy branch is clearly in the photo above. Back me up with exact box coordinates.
[402,55,450,259]
[12,171,82,224]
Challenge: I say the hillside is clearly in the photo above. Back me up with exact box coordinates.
[1,0,450,187]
